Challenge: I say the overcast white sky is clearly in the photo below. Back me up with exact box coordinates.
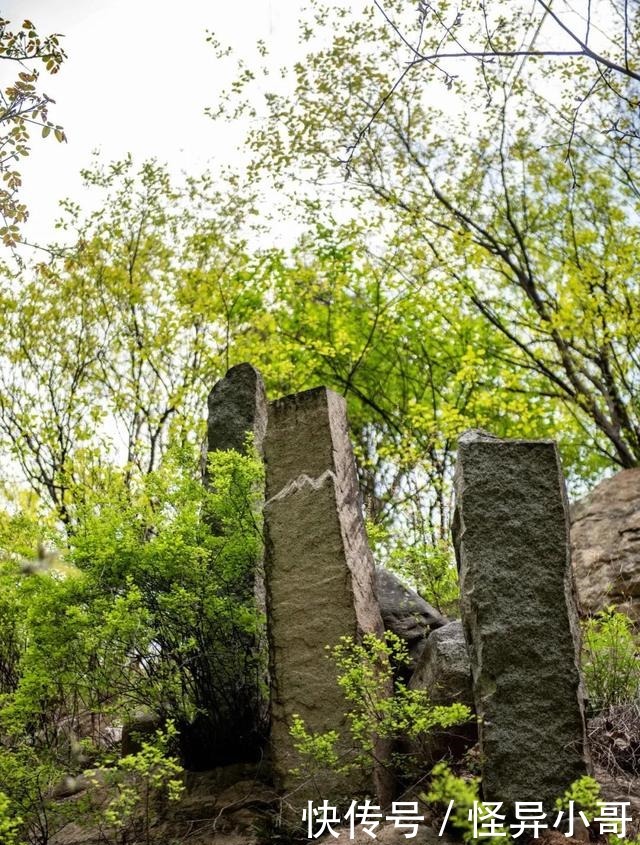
[1,0,616,251]
[1,0,310,246]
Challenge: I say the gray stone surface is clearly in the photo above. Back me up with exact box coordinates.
[206,362,268,460]
[263,387,388,801]
[452,430,590,810]
[408,620,476,764]
[409,620,473,707]
[206,361,268,606]
[375,567,446,669]
[571,468,640,620]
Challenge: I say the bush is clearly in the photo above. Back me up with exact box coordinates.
[95,722,184,845]
[582,607,640,713]
[387,539,460,616]
[0,442,266,840]
[425,762,509,845]
[290,632,470,794]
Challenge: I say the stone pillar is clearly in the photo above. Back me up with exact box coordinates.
[263,387,388,802]
[206,362,268,609]
[181,363,268,769]
[206,361,268,461]
[452,430,589,811]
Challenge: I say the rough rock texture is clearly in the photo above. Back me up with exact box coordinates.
[206,362,268,460]
[50,767,277,845]
[409,620,472,707]
[571,468,640,620]
[375,567,446,669]
[452,430,590,811]
[263,387,387,802]
[408,620,476,763]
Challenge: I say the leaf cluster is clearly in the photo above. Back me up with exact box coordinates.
[0,17,66,247]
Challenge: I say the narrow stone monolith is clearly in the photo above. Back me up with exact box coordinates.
[263,387,389,803]
[452,430,589,811]
[205,361,269,608]
[181,363,268,770]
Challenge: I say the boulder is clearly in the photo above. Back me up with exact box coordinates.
[375,567,446,668]
[571,468,640,620]
[409,620,473,707]
[409,620,476,763]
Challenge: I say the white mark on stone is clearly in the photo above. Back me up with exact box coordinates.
[265,469,337,505]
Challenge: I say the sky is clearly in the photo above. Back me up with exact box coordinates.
[1,0,617,251]
[1,0,307,247]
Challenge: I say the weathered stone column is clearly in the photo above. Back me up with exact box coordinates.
[263,387,388,803]
[206,361,268,462]
[206,362,268,610]
[181,363,268,769]
[452,430,589,811]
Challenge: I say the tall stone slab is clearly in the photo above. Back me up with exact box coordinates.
[452,430,589,811]
[263,387,388,802]
[182,363,268,770]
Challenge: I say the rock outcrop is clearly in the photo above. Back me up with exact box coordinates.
[571,468,640,620]
[375,567,446,670]
[409,620,472,707]
[206,362,268,460]
[408,620,476,764]
[263,387,389,802]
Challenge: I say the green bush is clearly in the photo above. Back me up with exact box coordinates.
[425,762,510,845]
[290,632,470,790]
[387,539,460,616]
[582,607,640,713]
[96,722,184,845]
[554,774,602,818]
[0,442,266,840]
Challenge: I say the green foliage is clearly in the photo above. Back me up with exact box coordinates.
[425,762,510,845]
[97,722,184,845]
[0,16,66,247]
[385,537,460,616]
[582,608,640,713]
[216,0,640,476]
[554,775,603,818]
[0,157,270,524]
[0,442,265,839]
[290,632,470,785]
[0,790,21,845]
[290,717,340,774]
[0,742,76,845]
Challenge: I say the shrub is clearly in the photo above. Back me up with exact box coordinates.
[94,722,184,845]
[0,439,266,843]
[582,607,640,713]
[290,632,470,792]
[554,774,602,818]
[425,762,510,845]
